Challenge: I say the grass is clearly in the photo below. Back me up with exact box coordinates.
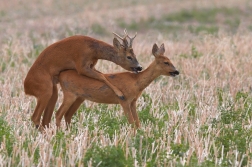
[179,45,203,59]
[91,23,108,36]
[164,7,240,24]
[84,145,132,166]
[1,0,252,166]
[117,6,252,35]
[0,115,15,156]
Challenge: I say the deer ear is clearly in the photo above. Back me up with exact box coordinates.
[122,39,128,48]
[113,38,121,50]
[159,43,165,54]
[152,43,159,57]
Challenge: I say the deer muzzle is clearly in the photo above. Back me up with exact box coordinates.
[131,66,142,74]
[169,70,179,77]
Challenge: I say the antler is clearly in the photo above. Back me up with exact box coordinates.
[112,29,128,40]
[113,29,137,48]
[124,29,137,48]
[112,29,128,47]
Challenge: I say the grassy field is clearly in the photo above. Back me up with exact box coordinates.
[1,0,252,166]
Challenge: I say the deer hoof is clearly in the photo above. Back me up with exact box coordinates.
[119,96,125,100]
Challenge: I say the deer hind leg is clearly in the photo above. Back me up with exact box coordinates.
[103,78,124,100]
[31,91,52,129]
[25,72,53,129]
[55,92,77,128]
[77,62,124,100]
[42,84,58,128]
[130,100,140,128]
[64,97,85,126]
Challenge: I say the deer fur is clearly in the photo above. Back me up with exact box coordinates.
[24,33,142,129]
[56,43,179,128]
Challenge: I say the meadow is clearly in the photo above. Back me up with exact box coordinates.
[1,0,252,166]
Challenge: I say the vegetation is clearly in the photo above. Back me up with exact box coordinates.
[117,6,252,35]
[1,0,252,166]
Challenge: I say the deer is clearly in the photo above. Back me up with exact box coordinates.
[55,43,179,129]
[23,30,142,129]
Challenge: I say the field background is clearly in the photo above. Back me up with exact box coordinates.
[1,0,252,166]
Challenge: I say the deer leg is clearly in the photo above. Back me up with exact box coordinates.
[25,72,53,129]
[31,91,52,128]
[130,100,140,128]
[120,101,134,125]
[64,97,85,126]
[77,63,125,100]
[55,92,77,128]
[42,84,58,128]
[103,76,124,100]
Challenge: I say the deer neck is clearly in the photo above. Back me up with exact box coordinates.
[92,42,118,63]
[136,61,160,91]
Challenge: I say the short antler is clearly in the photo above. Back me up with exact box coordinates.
[125,29,137,48]
[113,29,130,40]
[112,32,126,41]
[113,29,137,48]
[113,29,129,47]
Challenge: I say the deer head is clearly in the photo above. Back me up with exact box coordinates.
[112,29,142,73]
[152,43,179,77]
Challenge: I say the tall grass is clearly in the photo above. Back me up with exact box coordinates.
[1,0,252,166]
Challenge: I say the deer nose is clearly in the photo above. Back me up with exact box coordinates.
[136,66,142,71]
[174,70,179,75]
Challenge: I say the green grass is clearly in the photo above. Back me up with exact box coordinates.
[22,137,40,164]
[91,23,109,36]
[117,17,182,34]
[0,115,15,156]
[83,145,132,167]
[117,7,252,35]
[179,45,203,59]
[164,7,240,24]
[188,25,219,35]
[248,25,252,31]
[71,104,128,138]
[2,55,252,166]
[0,10,6,17]
[216,91,252,154]
[1,0,252,166]
[200,90,252,166]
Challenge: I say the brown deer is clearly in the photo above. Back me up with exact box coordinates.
[56,43,179,128]
[24,30,142,129]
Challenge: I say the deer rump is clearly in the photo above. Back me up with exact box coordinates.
[59,70,138,104]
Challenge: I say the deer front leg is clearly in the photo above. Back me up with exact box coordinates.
[120,101,135,125]
[130,100,140,128]
[77,61,125,100]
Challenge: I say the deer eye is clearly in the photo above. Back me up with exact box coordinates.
[164,62,170,65]
[127,56,133,60]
